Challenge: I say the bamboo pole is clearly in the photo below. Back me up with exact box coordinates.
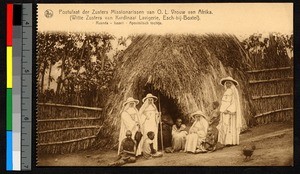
[249,77,293,84]
[37,126,100,134]
[38,103,103,111]
[37,135,97,146]
[37,117,101,122]
[254,108,293,118]
[246,67,291,73]
[252,93,293,100]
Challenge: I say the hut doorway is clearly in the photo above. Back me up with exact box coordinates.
[142,84,183,150]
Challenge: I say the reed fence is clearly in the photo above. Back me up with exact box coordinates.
[247,66,293,124]
[37,103,103,154]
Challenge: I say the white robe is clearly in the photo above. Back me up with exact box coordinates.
[136,103,159,156]
[184,117,209,153]
[172,125,187,151]
[217,86,242,145]
[118,109,139,155]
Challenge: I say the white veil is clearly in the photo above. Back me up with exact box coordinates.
[118,102,139,155]
[230,85,242,130]
[123,102,139,115]
[138,99,158,117]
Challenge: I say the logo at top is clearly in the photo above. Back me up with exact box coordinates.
[44,9,53,18]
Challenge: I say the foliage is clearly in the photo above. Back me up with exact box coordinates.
[37,32,117,107]
[241,33,293,68]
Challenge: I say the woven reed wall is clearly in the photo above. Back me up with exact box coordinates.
[248,67,293,124]
[37,103,103,154]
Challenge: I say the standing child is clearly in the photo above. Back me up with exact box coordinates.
[208,101,221,150]
[209,101,220,127]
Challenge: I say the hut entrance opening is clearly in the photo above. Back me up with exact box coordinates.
[142,85,183,150]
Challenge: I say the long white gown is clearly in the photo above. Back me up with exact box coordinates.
[136,102,159,156]
[184,117,209,153]
[172,124,187,151]
[217,86,242,145]
[118,108,139,155]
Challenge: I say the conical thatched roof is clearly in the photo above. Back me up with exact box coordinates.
[95,34,254,149]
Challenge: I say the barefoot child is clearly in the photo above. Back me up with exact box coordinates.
[208,101,220,149]
[110,130,136,166]
[142,131,163,159]
[202,127,218,151]
[209,101,220,127]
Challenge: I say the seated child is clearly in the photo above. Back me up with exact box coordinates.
[202,127,218,152]
[142,131,163,159]
[110,130,136,166]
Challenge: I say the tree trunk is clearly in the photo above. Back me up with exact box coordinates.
[77,39,87,75]
[40,61,47,93]
[101,41,108,70]
[56,53,67,95]
[101,51,106,70]
[77,39,88,105]
[47,63,52,90]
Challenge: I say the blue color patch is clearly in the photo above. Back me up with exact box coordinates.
[6,131,13,170]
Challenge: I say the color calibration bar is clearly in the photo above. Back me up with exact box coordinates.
[13,4,22,171]
[6,3,25,171]
[7,3,13,171]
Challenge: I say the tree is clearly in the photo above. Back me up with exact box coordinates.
[37,32,61,94]
[37,31,118,106]
[241,33,293,68]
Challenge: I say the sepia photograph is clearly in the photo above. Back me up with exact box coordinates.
[36,3,293,166]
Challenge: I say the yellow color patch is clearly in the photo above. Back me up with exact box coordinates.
[7,47,12,88]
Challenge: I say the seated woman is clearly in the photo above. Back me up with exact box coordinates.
[184,110,209,153]
[171,118,188,152]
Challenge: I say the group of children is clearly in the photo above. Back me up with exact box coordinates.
[110,101,221,166]
[110,130,161,166]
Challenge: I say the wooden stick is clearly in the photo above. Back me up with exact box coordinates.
[37,126,100,134]
[249,77,293,84]
[37,117,101,122]
[38,103,103,111]
[158,93,164,153]
[246,67,291,73]
[254,108,293,118]
[37,135,97,146]
[252,93,293,100]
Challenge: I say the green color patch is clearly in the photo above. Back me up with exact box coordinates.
[6,89,12,130]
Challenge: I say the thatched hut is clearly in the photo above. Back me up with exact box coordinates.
[95,34,255,149]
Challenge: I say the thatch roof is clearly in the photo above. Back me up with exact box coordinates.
[94,34,255,149]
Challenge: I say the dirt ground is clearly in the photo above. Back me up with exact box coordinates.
[37,122,293,166]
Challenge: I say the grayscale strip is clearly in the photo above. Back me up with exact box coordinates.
[21,3,32,171]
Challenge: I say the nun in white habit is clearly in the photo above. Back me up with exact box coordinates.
[136,93,161,156]
[118,97,140,155]
[217,76,242,146]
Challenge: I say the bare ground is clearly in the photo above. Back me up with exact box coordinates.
[37,122,293,166]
